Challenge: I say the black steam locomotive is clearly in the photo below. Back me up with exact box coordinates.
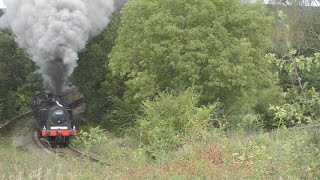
[32,91,78,145]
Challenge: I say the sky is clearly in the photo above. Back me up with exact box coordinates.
[0,0,5,8]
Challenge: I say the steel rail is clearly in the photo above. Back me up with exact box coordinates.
[33,131,108,165]
[67,145,110,165]
[0,111,33,132]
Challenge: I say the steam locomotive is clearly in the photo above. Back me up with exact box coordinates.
[32,88,81,145]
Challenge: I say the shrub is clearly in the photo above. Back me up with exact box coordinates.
[73,126,107,153]
[136,88,217,157]
[269,88,320,128]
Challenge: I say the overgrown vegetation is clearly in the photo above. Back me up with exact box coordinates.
[71,126,320,179]
[1,126,319,179]
[2,0,320,178]
[137,89,217,157]
[0,141,110,179]
[71,0,320,178]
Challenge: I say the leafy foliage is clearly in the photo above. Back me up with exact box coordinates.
[266,8,320,128]
[267,51,320,127]
[0,32,42,121]
[137,89,217,157]
[71,10,133,130]
[73,126,107,155]
[110,0,274,113]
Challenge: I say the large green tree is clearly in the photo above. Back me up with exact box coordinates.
[0,32,42,122]
[110,0,275,112]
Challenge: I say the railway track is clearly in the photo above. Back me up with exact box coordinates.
[32,131,108,165]
[67,145,106,164]
[0,111,33,133]
[0,88,107,165]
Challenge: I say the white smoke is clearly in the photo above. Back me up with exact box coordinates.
[0,0,114,94]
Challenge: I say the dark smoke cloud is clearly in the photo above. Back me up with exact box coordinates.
[0,0,115,94]
[45,59,68,94]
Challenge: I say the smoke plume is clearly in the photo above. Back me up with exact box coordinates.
[114,0,129,8]
[0,0,115,94]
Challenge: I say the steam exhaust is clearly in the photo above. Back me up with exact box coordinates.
[0,0,115,94]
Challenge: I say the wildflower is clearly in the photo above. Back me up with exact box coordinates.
[194,144,200,151]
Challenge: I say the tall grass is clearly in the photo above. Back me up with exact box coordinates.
[71,126,320,179]
[1,127,319,179]
[0,141,110,179]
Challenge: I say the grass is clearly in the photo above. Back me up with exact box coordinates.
[0,141,110,179]
[0,126,319,179]
[72,126,320,179]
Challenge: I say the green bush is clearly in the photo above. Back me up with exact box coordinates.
[269,88,320,128]
[254,85,283,128]
[137,89,217,157]
[73,126,107,153]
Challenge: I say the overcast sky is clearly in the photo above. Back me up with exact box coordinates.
[0,0,5,8]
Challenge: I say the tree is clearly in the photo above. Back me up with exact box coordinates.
[0,32,42,121]
[269,0,320,89]
[267,5,320,127]
[109,0,275,113]
[71,10,129,130]
[269,0,320,57]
